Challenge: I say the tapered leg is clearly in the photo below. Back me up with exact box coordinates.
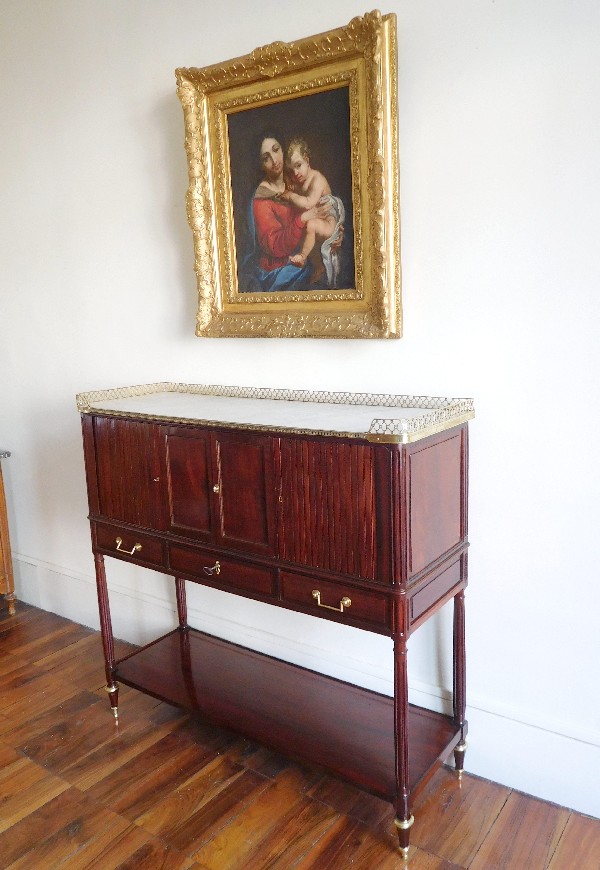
[175,577,198,703]
[94,553,119,721]
[0,461,17,616]
[453,589,467,777]
[394,632,413,857]
[175,576,188,628]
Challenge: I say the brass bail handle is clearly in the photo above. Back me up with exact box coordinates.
[312,590,352,613]
[115,537,142,556]
[203,561,221,576]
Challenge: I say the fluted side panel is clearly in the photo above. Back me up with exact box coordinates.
[279,439,377,580]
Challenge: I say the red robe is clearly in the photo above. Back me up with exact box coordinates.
[253,196,304,271]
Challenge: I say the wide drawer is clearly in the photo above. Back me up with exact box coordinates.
[95,523,165,567]
[280,571,391,632]
[169,544,276,598]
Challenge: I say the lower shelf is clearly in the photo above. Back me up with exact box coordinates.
[114,627,462,802]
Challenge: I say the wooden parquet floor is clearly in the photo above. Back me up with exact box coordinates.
[0,603,598,869]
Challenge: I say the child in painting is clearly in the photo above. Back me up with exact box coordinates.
[279,137,345,286]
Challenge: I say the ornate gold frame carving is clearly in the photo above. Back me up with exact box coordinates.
[176,10,401,338]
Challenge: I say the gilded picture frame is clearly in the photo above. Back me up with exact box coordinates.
[176,10,401,339]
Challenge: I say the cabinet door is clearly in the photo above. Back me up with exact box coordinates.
[164,428,214,541]
[93,417,165,530]
[164,427,276,555]
[213,431,276,555]
[278,437,379,580]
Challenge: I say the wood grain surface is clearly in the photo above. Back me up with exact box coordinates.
[1,604,598,868]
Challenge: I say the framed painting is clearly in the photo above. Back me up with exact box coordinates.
[176,10,401,338]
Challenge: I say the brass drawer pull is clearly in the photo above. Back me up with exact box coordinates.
[203,561,221,576]
[312,590,352,613]
[115,537,142,556]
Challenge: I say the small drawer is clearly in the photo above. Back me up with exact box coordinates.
[280,571,390,631]
[95,523,165,567]
[410,559,463,624]
[169,545,276,598]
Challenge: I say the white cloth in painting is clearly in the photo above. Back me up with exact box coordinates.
[319,195,345,288]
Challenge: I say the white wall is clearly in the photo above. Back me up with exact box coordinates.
[2,0,599,818]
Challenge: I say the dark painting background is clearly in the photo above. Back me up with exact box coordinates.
[227,86,355,291]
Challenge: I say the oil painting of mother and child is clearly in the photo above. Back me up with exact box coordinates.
[227,86,355,295]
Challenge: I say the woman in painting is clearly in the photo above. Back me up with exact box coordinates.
[238,132,339,293]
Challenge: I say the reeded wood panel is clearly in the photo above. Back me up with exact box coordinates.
[164,429,213,539]
[278,438,377,580]
[214,431,275,555]
[93,417,163,530]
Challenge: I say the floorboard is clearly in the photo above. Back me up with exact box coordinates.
[0,603,598,869]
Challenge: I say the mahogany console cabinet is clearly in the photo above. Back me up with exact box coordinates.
[78,383,474,856]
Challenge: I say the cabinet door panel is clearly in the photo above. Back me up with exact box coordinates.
[93,417,164,530]
[214,431,275,555]
[165,429,214,540]
[278,437,378,580]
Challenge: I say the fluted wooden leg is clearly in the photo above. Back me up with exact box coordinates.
[94,553,119,721]
[175,576,188,628]
[394,630,413,857]
[453,589,467,776]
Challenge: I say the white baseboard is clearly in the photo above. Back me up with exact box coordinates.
[12,554,600,819]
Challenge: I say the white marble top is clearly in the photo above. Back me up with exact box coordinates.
[76,383,474,443]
